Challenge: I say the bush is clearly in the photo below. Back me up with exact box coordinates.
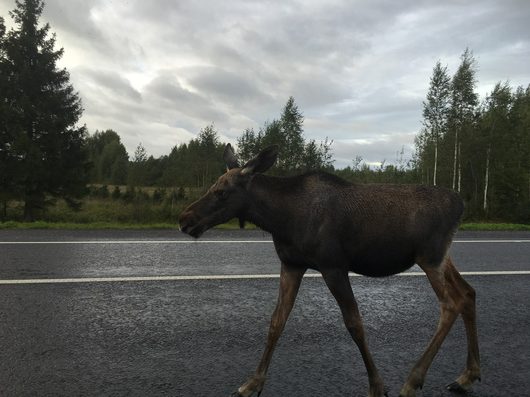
[122,186,136,203]
[152,188,166,203]
[111,186,121,200]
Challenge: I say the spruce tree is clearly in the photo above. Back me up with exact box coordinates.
[235,97,333,175]
[0,0,87,220]
[0,16,11,219]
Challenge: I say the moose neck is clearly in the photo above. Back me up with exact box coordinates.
[246,173,299,239]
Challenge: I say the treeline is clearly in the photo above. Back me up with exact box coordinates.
[88,124,226,189]
[87,97,334,189]
[415,49,530,222]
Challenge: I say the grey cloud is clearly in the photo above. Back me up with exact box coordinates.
[2,0,528,161]
[144,72,228,123]
[183,66,274,106]
[77,68,142,102]
[42,1,151,68]
[39,0,115,58]
[282,76,352,112]
[43,0,100,39]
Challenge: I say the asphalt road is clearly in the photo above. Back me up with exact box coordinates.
[0,229,529,397]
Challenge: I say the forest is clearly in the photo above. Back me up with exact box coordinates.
[415,52,530,222]
[1,1,529,225]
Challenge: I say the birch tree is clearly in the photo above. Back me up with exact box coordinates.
[449,48,478,192]
[481,83,513,215]
[422,61,451,186]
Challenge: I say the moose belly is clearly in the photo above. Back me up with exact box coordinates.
[347,240,417,277]
[274,234,418,276]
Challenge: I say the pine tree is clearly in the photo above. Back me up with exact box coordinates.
[0,16,11,219]
[235,97,333,175]
[302,138,334,171]
[0,0,87,220]
[510,85,530,221]
[164,124,225,188]
[86,130,129,184]
[128,142,148,186]
[236,127,261,164]
[133,142,148,163]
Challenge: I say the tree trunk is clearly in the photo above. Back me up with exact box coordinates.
[483,147,491,213]
[452,128,458,190]
[433,141,438,186]
[23,190,43,222]
[23,201,35,222]
[457,142,462,193]
[1,200,6,221]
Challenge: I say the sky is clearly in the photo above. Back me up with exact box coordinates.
[1,0,529,168]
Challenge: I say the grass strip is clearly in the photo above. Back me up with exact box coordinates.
[459,223,530,231]
[1,220,528,231]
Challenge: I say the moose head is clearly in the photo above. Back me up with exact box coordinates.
[178,144,278,238]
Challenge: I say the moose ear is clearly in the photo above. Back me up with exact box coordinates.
[224,144,240,170]
[241,145,279,175]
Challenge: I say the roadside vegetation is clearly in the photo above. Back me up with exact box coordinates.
[2,219,529,231]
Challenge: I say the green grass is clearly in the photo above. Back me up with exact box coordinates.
[0,218,254,230]
[459,222,530,231]
[0,220,528,231]
[0,221,179,230]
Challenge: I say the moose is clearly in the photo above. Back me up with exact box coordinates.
[178,144,481,397]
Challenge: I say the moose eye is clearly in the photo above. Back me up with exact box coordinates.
[215,190,230,200]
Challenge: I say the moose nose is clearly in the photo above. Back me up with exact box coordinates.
[178,210,194,233]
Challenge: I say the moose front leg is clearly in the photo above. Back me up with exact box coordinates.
[321,268,386,397]
[231,263,306,397]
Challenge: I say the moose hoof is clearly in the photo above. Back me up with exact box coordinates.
[230,391,262,397]
[446,381,468,394]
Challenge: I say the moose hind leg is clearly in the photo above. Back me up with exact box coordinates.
[444,257,481,392]
[322,269,386,397]
[232,263,305,397]
[399,256,478,397]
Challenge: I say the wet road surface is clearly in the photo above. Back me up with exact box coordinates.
[0,229,529,396]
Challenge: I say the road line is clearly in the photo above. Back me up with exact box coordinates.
[1,239,530,245]
[454,240,530,243]
[0,240,273,244]
[1,271,529,285]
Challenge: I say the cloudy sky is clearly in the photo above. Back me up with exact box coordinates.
[1,0,529,167]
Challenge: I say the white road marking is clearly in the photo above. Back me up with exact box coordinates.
[1,271,529,285]
[0,239,530,245]
[0,240,273,244]
[454,240,530,243]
